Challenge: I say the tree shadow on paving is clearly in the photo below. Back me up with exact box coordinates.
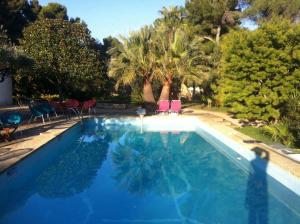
[0,148,34,162]
[0,119,77,148]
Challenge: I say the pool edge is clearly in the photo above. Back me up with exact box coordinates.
[194,117,300,197]
[0,119,80,174]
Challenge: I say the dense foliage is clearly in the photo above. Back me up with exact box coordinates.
[285,91,300,147]
[0,28,33,82]
[0,0,41,43]
[186,0,240,45]
[263,91,300,148]
[38,2,68,20]
[215,20,300,122]
[18,19,108,99]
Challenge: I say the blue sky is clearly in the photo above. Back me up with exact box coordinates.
[39,0,185,42]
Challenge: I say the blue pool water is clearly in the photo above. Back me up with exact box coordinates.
[0,118,300,224]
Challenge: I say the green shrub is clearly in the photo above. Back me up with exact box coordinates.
[236,126,274,145]
[263,119,295,147]
[216,20,300,121]
[283,90,300,147]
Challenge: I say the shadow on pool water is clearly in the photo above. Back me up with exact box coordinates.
[246,147,269,224]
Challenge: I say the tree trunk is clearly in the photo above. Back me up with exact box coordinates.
[216,25,221,46]
[192,81,196,98]
[143,80,156,104]
[158,80,171,102]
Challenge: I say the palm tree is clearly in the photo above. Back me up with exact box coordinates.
[108,26,157,105]
[153,11,209,101]
[152,7,185,101]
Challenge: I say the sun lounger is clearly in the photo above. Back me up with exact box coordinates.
[169,100,181,114]
[156,100,170,114]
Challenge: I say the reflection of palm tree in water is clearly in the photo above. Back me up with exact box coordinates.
[113,131,194,194]
[112,131,205,223]
[245,148,269,224]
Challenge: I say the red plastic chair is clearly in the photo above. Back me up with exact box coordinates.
[64,99,80,116]
[80,99,97,115]
[81,100,93,115]
[155,100,170,114]
[90,99,97,114]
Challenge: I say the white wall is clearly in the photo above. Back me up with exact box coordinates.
[0,77,13,105]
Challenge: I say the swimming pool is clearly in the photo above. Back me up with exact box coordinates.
[0,117,299,223]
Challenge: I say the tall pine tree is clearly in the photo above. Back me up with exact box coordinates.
[185,0,240,45]
[0,0,41,43]
[243,0,300,22]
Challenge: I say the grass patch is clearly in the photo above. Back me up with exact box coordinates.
[235,126,275,145]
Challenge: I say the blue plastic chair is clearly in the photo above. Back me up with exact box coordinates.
[28,100,57,124]
[0,111,23,140]
[37,102,57,117]
[28,104,48,124]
